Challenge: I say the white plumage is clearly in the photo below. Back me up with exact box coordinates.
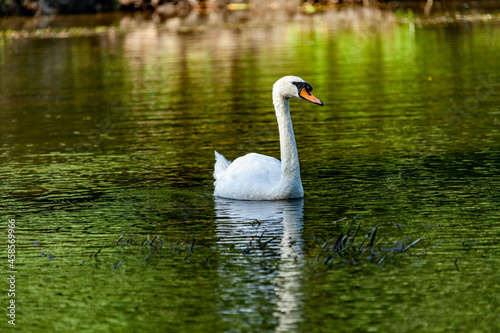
[213,76,323,200]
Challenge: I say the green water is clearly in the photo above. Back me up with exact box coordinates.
[1,9,499,333]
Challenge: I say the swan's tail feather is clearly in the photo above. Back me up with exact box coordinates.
[214,150,231,180]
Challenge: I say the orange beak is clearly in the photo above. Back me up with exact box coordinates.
[299,88,323,106]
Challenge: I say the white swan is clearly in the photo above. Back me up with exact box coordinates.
[213,76,323,200]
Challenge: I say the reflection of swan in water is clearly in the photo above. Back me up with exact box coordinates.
[214,198,305,332]
[213,76,323,200]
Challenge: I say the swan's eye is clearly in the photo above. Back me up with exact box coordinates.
[292,81,308,94]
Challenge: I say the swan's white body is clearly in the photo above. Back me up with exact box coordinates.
[213,76,323,200]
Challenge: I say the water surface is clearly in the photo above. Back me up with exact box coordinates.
[1,8,499,332]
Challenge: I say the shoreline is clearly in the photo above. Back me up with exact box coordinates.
[1,0,500,18]
[1,2,499,38]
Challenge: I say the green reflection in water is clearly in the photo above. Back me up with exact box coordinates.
[1,9,499,333]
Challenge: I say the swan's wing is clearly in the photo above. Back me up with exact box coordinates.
[214,153,282,199]
[228,153,281,184]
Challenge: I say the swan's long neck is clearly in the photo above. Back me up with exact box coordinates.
[273,94,302,189]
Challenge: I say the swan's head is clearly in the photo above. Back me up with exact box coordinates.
[273,76,323,106]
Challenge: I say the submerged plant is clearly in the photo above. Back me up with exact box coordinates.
[113,230,217,265]
[313,218,423,267]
